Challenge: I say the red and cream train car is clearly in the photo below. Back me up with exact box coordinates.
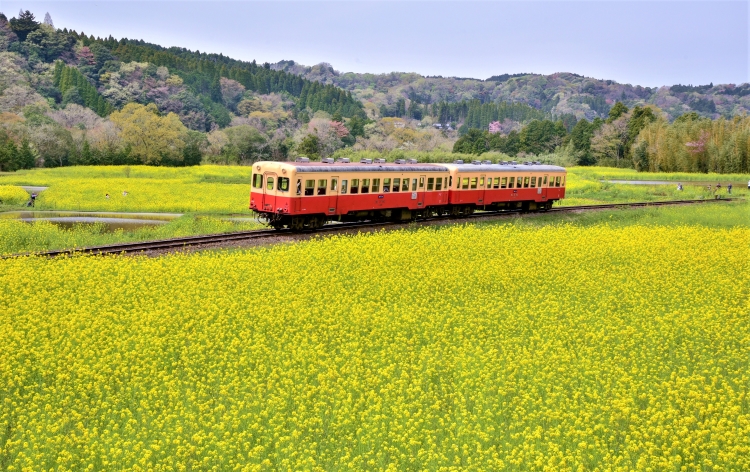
[249,159,566,230]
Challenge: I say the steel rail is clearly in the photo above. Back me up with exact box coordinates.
[4,198,738,258]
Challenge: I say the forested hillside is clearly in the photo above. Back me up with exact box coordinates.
[0,10,365,169]
[272,61,750,123]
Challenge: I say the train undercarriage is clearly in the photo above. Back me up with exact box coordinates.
[258,200,555,231]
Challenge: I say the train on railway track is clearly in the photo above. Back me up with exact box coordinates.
[249,158,567,230]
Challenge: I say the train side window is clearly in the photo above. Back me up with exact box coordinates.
[523,177,529,188]
[537,176,542,187]
[479,177,485,187]
[517,177,524,188]
[351,179,359,194]
[341,180,348,194]
[543,175,548,185]
[296,179,302,195]
[266,176,275,191]
[562,176,566,186]
[508,177,515,188]
[383,178,391,192]
[331,178,338,191]
[361,179,370,194]
[419,177,424,189]
[279,177,289,192]
[493,177,499,189]
[317,179,327,195]
[531,176,536,187]
[406,179,413,192]
[450,176,453,188]
[470,177,478,189]
[501,177,507,188]
[304,179,314,196]
[555,176,561,187]
[427,177,434,190]
[462,177,469,189]
[435,178,443,191]
[392,178,400,192]
[372,178,380,193]
[252,173,262,188]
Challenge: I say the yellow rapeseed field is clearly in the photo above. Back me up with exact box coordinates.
[1,223,748,471]
[0,185,30,206]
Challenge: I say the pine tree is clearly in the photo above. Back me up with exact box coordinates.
[17,139,35,170]
[43,12,54,27]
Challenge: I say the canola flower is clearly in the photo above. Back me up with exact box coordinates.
[1,222,749,471]
[0,185,31,206]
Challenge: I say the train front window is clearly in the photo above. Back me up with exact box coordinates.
[427,178,434,191]
[372,178,380,193]
[392,178,400,192]
[252,173,263,189]
[562,176,566,186]
[383,178,391,192]
[266,177,274,191]
[351,179,359,194]
[304,180,314,196]
[317,179,327,195]
[361,179,370,194]
[278,177,289,192]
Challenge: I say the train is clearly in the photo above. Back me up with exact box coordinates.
[249,157,567,230]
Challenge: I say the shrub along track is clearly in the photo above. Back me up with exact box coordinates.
[5,199,739,258]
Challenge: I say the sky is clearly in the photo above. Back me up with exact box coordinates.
[3,1,748,87]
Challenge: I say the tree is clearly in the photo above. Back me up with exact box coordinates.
[109,103,188,165]
[17,138,36,169]
[297,134,319,159]
[453,129,489,155]
[43,12,53,27]
[9,10,39,42]
[607,101,628,123]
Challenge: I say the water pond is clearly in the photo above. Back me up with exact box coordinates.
[0,211,182,232]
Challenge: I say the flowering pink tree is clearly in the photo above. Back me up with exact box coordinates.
[488,121,502,134]
[330,121,349,139]
[686,130,709,154]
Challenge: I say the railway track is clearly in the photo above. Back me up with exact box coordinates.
[5,198,739,258]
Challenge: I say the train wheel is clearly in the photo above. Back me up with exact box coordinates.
[290,217,305,231]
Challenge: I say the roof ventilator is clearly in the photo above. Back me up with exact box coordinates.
[295,157,310,163]
[534,161,541,165]
[360,158,373,164]
[471,160,481,165]
[482,160,492,165]
[511,161,518,165]
[335,158,350,163]
[394,159,406,164]
[374,158,386,164]
[321,157,334,164]
[406,158,418,164]
[453,160,464,164]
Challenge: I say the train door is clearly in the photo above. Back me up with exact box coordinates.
[479,174,487,207]
[262,172,277,211]
[328,176,339,215]
[541,174,549,201]
[417,175,426,207]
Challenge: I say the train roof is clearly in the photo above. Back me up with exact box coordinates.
[264,162,449,173]
[444,163,567,173]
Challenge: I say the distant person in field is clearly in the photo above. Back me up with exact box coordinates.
[727,183,732,194]
[122,191,128,196]
[105,193,110,199]
[677,183,683,191]
[747,179,750,190]
[29,192,37,207]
